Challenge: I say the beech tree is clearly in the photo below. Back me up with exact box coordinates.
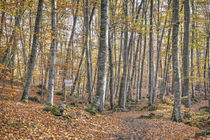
[95,0,109,112]
[21,0,44,102]
[171,0,182,122]
[47,0,57,105]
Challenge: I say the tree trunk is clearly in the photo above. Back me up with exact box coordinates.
[95,0,109,113]
[191,0,195,98]
[47,0,57,105]
[148,0,154,105]
[139,9,147,100]
[171,0,182,122]
[118,0,128,109]
[109,31,114,110]
[182,0,190,109]
[84,0,93,103]
[21,0,44,101]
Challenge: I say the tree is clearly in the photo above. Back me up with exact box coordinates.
[84,0,93,103]
[148,0,154,105]
[47,0,57,105]
[182,0,190,109]
[118,0,128,109]
[21,0,44,102]
[171,0,182,122]
[95,0,109,112]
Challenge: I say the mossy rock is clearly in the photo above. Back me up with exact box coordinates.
[43,106,52,112]
[28,96,40,103]
[21,99,28,103]
[140,105,157,111]
[138,113,156,119]
[85,105,97,115]
[51,106,62,116]
[148,105,157,111]
[56,92,64,96]
[184,121,192,126]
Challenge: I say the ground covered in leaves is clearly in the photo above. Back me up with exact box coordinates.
[0,100,126,139]
[0,82,209,139]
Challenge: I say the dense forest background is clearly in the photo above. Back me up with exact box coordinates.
[0,0,209,139]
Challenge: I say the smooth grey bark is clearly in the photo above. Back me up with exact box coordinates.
[95,0,109,113]
[160,27,172,101]
[84,0,93,103]
[109,31,114,110]
[115,31,123,98]
[182,0,191,109]
[204,36,209,99]
[128,0,144,101]
[0,7,5,44]
[63,0,80,98]
[148,0,154,105]
[191,0,195,98]
[118,0,128,109]
[135,33,143,102]
[139,10,147,100]
[21,0,44,101]
[171,0,182,122]
[47,0,57,105]
[71,2,95,96]
[153,0,171,103]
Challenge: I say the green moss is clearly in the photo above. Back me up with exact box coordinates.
[21,99,28,103]
[85,105,97,115]
[43,106,52,112]
[51,106,62,116]
[140,105,157,111]
[7,123,17,127]
[148,105,157,111]
[184,121,192,126]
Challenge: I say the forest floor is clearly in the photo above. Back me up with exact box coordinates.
[0,81,209,139]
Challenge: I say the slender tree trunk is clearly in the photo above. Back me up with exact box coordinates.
[171,0,182,122]
[139,11,147,100]
[95,0,109,113]
[118,0,128,109]
[21,0,44,101]
[182,0,190,109]
[84,0,93,103]
[191,0,195,98]
[204,36,209,99]
[47,0,57,105]
[109,31,114,110]
[148,0,154,105]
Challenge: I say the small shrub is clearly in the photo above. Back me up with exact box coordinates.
[28,96,40,103]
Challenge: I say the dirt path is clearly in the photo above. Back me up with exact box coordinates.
[108,111,205,140]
